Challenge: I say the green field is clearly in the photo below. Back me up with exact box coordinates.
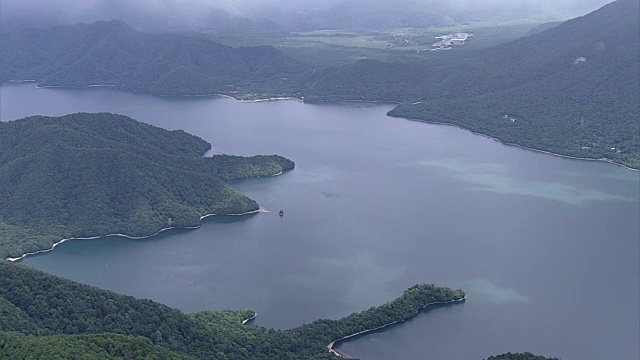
[199,22,550,67]
[289,35,396,49]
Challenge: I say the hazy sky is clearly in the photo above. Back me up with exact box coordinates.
[0,0,614,31]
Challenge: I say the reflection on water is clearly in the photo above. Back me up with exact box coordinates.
[461,279,530,304]
[418,160,635,205]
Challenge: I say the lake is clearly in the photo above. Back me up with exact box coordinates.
[2,83,638,360]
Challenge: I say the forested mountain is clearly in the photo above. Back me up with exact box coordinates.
[525,22,562,35]
[0,332,189,360]
[306,0,640,168]
[0,262,465,359]
[1,4,636,168]
[0,113,294,260]
[0,20,305,96]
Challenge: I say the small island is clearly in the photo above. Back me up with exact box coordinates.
[0,113,295,260]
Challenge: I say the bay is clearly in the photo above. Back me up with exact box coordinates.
[2,83,638,360]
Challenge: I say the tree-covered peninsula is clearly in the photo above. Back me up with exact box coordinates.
[0,262,465,359]
[0,113,294,260]
[0,263,562,359]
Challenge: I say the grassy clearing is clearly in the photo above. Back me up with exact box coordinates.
[288,35,394,49]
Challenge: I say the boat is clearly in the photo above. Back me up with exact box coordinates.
[278,210,284,217]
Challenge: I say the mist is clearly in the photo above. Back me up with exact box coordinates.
[0,0,614,32]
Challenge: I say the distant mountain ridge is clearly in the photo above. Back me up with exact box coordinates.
[0,20,306,96]
[0,0,610,33]
[1,1,637,168]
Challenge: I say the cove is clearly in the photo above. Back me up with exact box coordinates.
[1,83,638,360]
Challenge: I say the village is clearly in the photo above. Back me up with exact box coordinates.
[430,32,471,51]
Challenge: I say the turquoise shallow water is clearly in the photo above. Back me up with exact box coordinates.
[2,83,638,360]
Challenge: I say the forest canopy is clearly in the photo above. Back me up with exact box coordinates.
[0,262,465,360]
[0,112,294,259]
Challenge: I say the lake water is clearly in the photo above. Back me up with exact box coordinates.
[2,83,639,360]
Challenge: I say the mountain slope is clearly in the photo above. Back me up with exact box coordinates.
[306,0,640,168]
[0,20,306,96]
[0,113,294,259]
[0,332,190,360]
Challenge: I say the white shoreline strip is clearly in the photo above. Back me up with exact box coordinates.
[399,116,640,172]
[214,94,303,103]
[35,84,117,89]
[28,82,303,103]
[165,94,304,102]
[5,209,267,262]
[241,312,258,325]
[327,296,466,358]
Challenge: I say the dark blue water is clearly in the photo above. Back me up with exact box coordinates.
[2,83,638,360]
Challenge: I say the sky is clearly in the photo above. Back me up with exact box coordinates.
[0,0,614,31]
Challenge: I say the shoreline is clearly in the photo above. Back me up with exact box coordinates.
[393,115,640,172]
[213,94,303,103]
[327,296,466,358]
[242,312,258,325]
[5,208,267,262]
[35,84,117,89]
[28,82,303,103]
[158,93,303,102]
[305,98,401,106]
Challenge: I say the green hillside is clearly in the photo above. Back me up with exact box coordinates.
[306,0,640,168]
[0,113,294,260]
[0,262,465,359]
[0,262,558,359]
[0,332,190,360]
[0,20,306,97]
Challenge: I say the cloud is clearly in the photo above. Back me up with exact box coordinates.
[1,0,613,30]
